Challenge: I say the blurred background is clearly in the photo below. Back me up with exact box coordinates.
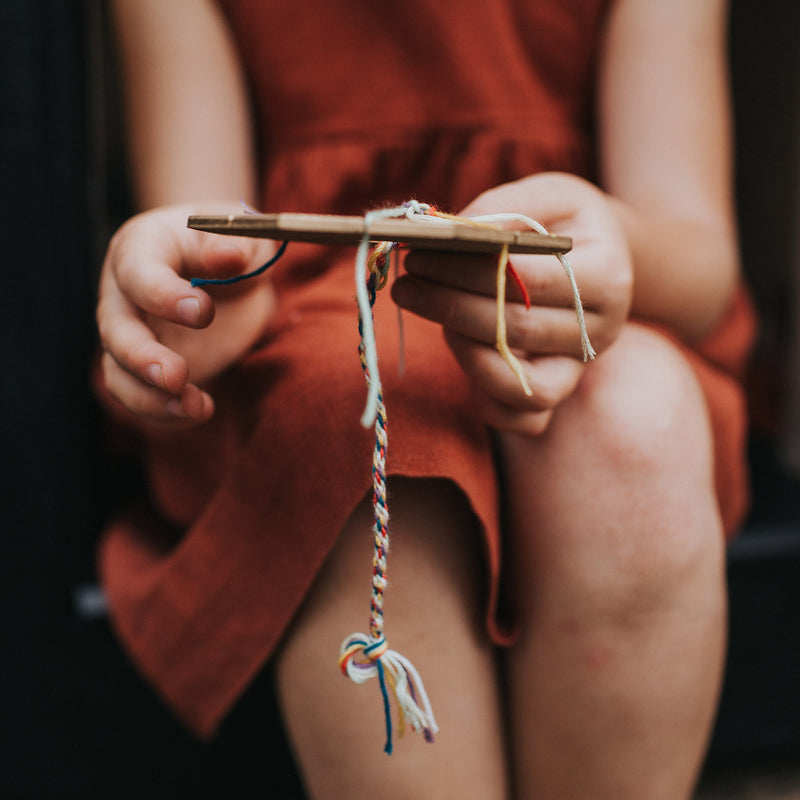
[0,1,797,796]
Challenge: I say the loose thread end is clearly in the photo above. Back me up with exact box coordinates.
[190,240,289,287]
[339,634,438,755]
[376,660,394,755]
[497,341,534,396]
[495,244,533,396]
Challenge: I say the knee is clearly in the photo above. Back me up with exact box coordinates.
[570,325,714,488]
[506,326,724,615]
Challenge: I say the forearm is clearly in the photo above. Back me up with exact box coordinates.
[111,0,256,208]
[609,199,739,341]
[598,0,738,342]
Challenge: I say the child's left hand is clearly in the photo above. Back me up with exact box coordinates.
[391,173,634,435]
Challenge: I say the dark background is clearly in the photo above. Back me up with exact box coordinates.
[1,1,798,796]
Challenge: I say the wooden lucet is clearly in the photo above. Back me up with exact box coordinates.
[188,212,572,255]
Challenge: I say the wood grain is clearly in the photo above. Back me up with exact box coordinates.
[188,212,572,255]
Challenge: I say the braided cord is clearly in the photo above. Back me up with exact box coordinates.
[340,208,439,754]
[358,272,390,643]
[339,202,593,754]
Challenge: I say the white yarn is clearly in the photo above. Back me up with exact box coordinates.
[357,203,433,427]
[339,632,440,736]
[386,648,438,734]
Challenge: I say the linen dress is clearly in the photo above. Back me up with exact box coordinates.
[99,0,756,738]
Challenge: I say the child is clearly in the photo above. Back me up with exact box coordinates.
[96,0,755,797]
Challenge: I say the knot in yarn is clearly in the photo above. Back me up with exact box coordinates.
[339,633,439,754]
[339,634,388,680]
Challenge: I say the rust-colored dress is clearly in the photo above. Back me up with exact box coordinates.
[100,0,755,738]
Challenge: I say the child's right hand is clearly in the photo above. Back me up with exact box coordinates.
[96,204,278,427]
[392,174,634,436]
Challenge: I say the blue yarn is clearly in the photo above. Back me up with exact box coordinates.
[375,659,394,755]
[190,240,288,287]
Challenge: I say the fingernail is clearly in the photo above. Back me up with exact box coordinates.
[177,297,201,325]
[146,363,164,388]
[166,397,186,417]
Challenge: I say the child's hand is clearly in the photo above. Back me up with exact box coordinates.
[97,204,278,426]
[392,173,633,435]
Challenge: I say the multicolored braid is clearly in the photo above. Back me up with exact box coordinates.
[339,205,439,754]
[339,201,593,754]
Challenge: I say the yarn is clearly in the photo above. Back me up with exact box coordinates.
[189,240,288,287]
[495,243,532,394]
[341,226,439,753]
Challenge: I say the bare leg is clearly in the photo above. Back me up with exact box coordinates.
[275,478,510,799]
[504,326,727,800]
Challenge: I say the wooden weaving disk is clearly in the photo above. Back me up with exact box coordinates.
[188,212,572,255]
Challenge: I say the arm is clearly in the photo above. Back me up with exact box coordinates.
[598,0,739,341]
[392,0,738,432]
[98,0,276,425]
[111,0,256,206]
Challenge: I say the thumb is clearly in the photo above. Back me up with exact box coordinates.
[462,172,599,230]
[190,234,266,280]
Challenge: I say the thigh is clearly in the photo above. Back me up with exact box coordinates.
[274,478,510,800]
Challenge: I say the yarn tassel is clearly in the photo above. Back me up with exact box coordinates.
[339,633,439,754]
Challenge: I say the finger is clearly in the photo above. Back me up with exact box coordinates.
[461,172,603,233]
[445,329,586,412]
[114,227,278,317]
[194,233,257,278]
[102,353,214,427]
[502,301,602,357]
[188,236,282,305]
[473,392,555,437]
[404,246,618,314]
[403,250,561,305]
[97,287,192,396]
[109,231,215,329]
[392,275,601,358]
